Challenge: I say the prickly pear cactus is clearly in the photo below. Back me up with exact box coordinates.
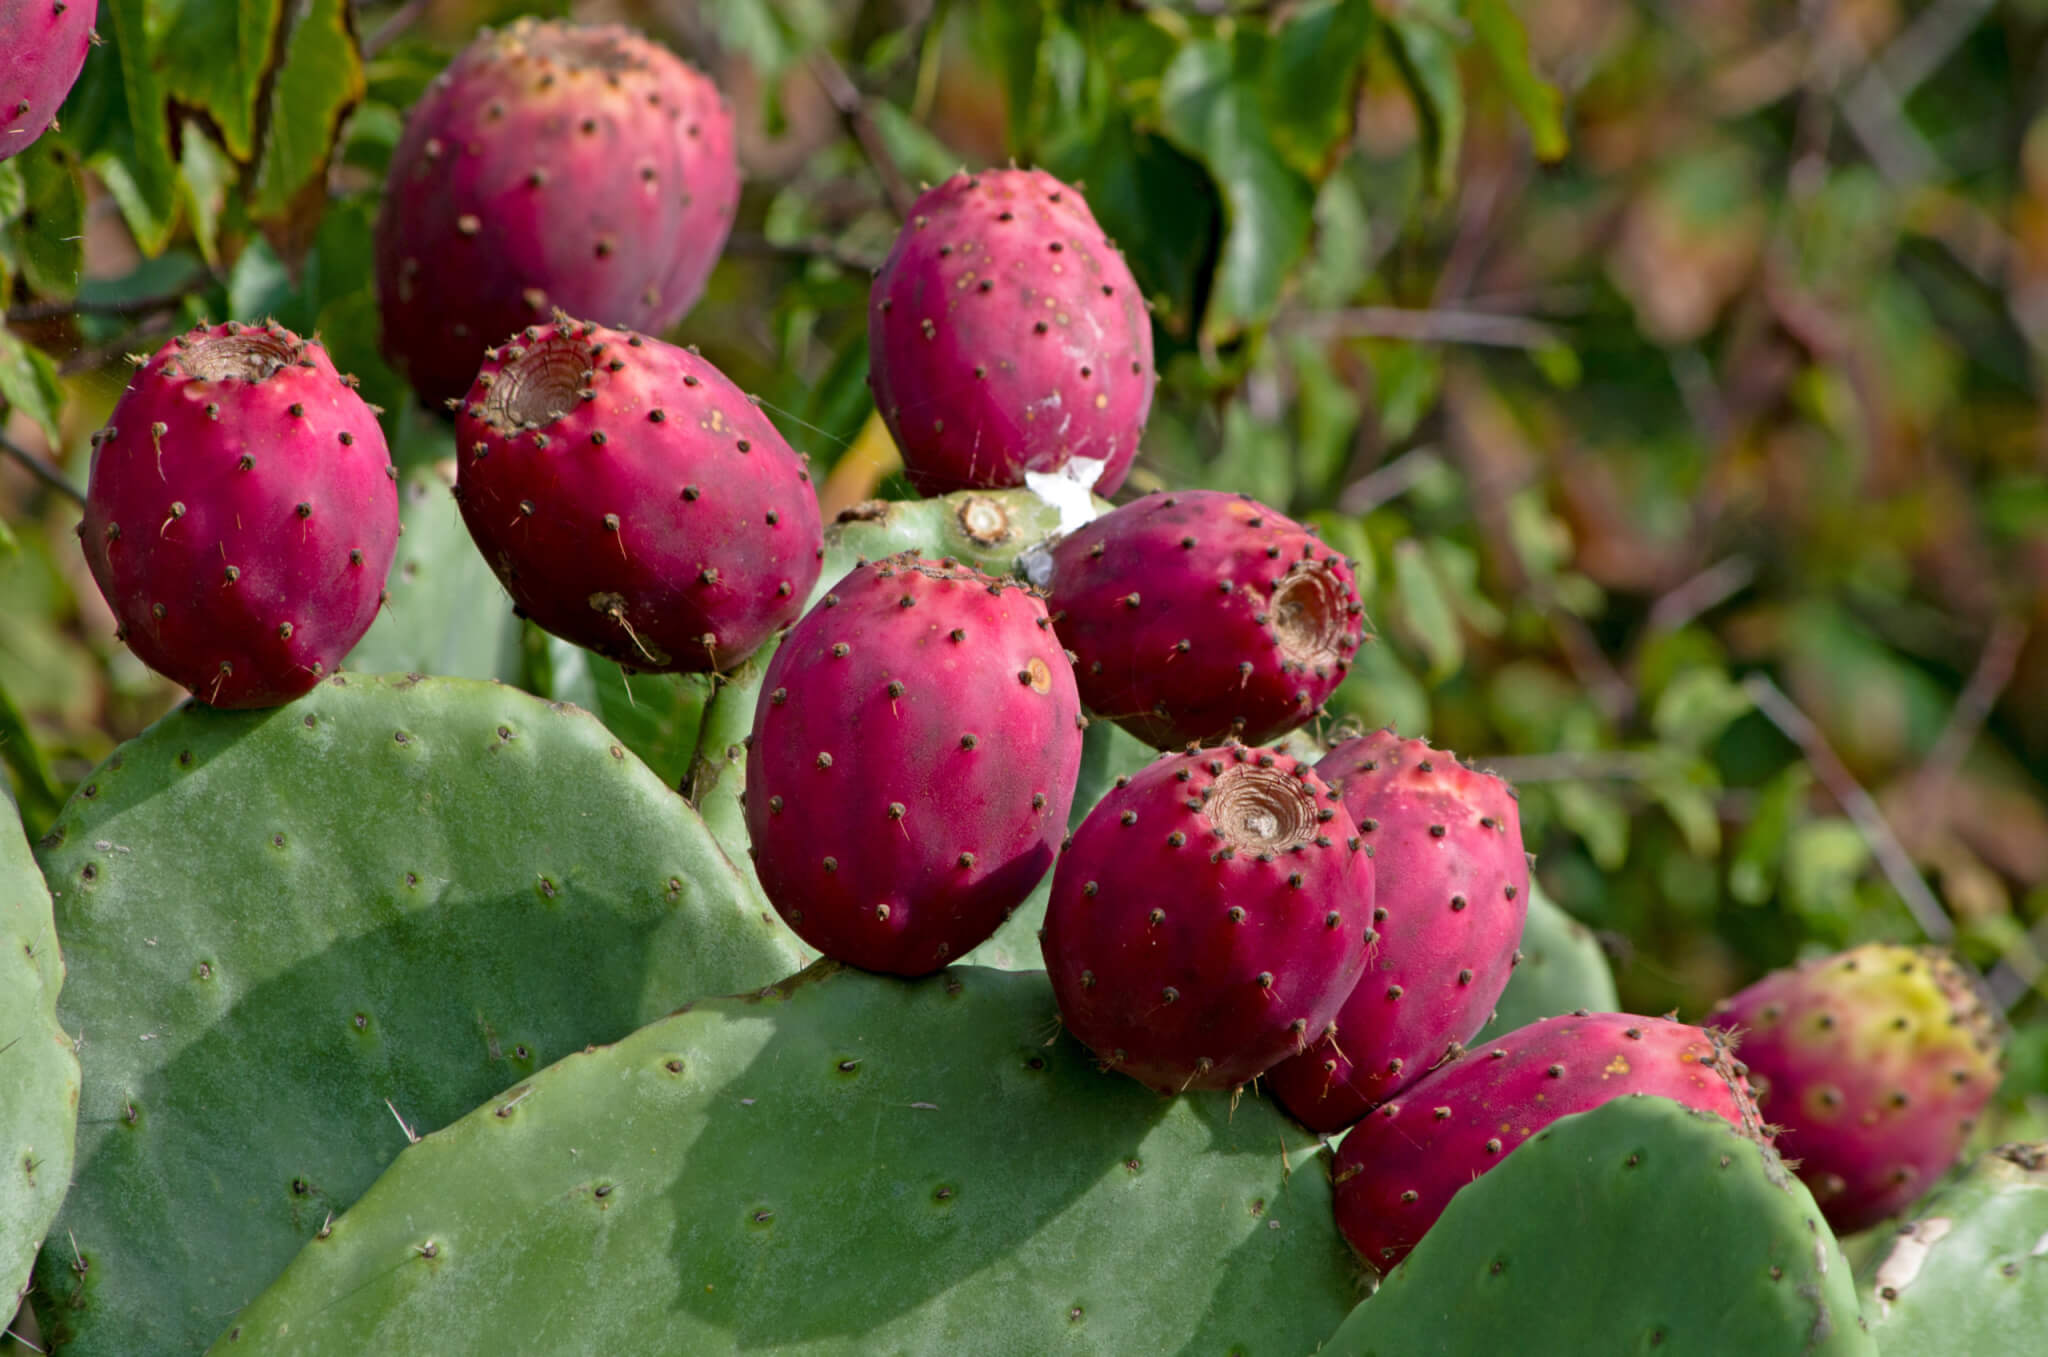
[211,964,1361,1355]
[1322,1096,1873,1356]
[1476,882,1617,1041]
[30,675,805,1356]
[867,167,1155,496]
[811,487,1104,608]
[1861,1141,2048,1353]
[0,0,97,164]
[1,792,78,1313]
[343,458,524,683]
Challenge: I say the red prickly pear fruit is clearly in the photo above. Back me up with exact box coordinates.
[1706,943,2006,1235]
[744,554,1083,976]
[867,167,1155,496]
[79,322,400,709]
[1266,729,1530,1131]
[1041,745,1376,1094]
[1046,491,1365,749]
[453,317,822,675]
[0,0,96,163]
[374,18,738,410]
[1332,1011,1765,1273]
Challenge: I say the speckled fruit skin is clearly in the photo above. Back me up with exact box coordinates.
[79,322,399,708]
[1041,745,1375,1094]
[453,317,822,674]
[1708,943,2005,1235]
[867,167,1155,496]
[1267,730,1529,1131]
[744,554,1083,976]
[375,18,738,410]
[1332,1011,1765,1273]
[1046,491,1364,749]
[0,0,95,163]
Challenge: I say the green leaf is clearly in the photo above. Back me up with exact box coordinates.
[1391,539,1463,684]
[146,0,285,161]
[78,0,183,256]
[1463,0,1568,161]
[1382,14,1463,198]
[0,160,23,225]
[0,676,63,824]
[0,327,66,447]
[1652,667,1754,753]
[1158,35,1316,345]
[1552,780,1630,871]
[1210,401,1296,509]
[1261,0,1377,179]
[250,0,366,223]
[3,141,86,300]
[1729,765,1813,906]
[178,125,238,269]
[961,0,1048,156]
[1648,768,1722,859]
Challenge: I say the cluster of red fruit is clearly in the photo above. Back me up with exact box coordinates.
[67,17,2005,1275]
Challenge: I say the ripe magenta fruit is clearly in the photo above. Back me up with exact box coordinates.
[79,322,399,708]
[1707,943,2005,1234]
[1046,491,1365,749]
[453,316,822,674]
[1267,730,1530,1131]
[867,167,1155,496]
[1332,1012,1765,1272]
[375,18,738,409]
[744,554,1083,975]
[1,0,96,163]
[1042,745,1375,1094]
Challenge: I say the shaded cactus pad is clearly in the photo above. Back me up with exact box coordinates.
[212,964,1363,1355]
[1476,882,1618,1042]
[1,794,79,1312]
[31,674,804,1356]
[1861,1141,2048,1354]
[1322,1096,1873,1357]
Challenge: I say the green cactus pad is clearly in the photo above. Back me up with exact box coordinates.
[1322,1095,1873,1357]
[343,462,524,683]
[962,721,1160,971]
[212,963,1362,1355]
[1476,882,1618,1041]
[1860,1141,2048,1352]
[2,794,78,1312]
[809,488,1104,607]
[30,675,806,1356]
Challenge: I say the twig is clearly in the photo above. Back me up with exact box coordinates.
[1905,616,2029,821]
[1742,674,1956,944]
[1473,750,1673,784]
[0,429,83,505]
[1294,306,1560,351]
[363,0,434,61]
[1645,556,1756,636]
[724,231,883,275]
[1335,447,1441,515]
[1986,916,2046,1011]
[5,273,213,324]
[810,51,917,220]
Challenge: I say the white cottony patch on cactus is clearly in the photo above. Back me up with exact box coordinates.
[1019,460,1109,589]
[1870,1215,1953,1314]
[1025,458,1110,531]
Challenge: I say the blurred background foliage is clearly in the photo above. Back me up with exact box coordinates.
[6,0,2048,1154]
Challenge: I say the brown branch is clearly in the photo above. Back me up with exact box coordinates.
[1474,750,1674,784]
[1646,556,1756,637]
[362,0,433,61]
[724,231,883,275]
[1292,306,1561,351]
[6,270,215,324]
[1905,616,2029,823]
[810,51,917,220]
[0,429,84,505]
[1742,674,1956,944]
